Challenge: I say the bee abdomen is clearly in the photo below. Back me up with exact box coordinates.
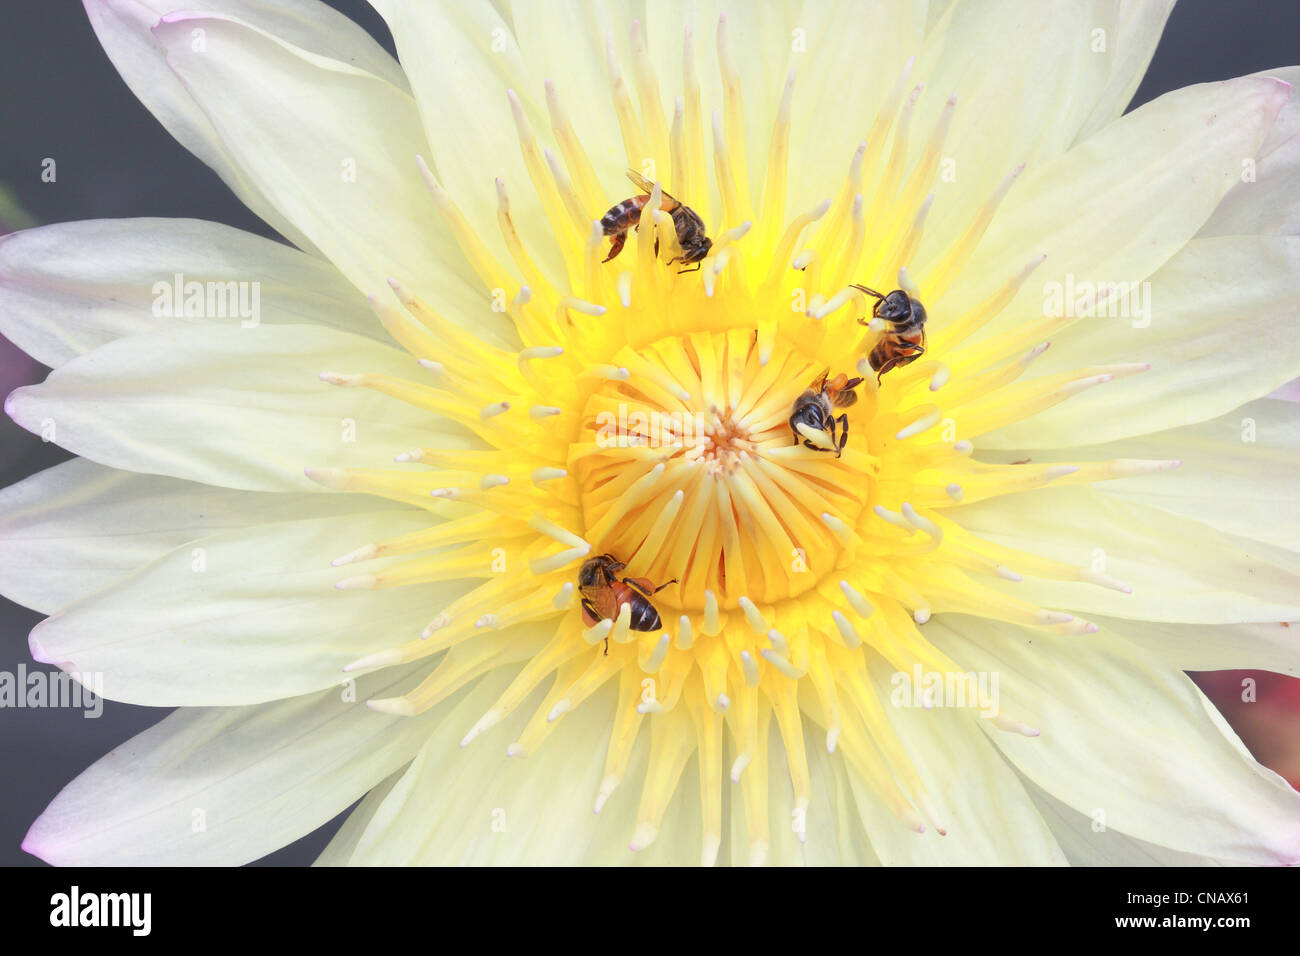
[628,596,663,632]
[601,198,646,235]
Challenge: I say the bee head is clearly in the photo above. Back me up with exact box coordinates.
[874,289,915,323]
[908,295,927,327]
[687,236,713,261]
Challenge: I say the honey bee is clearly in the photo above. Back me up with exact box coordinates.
[599,170,713,272]
[578,554,677,654]
[788,369,863,457]
[852,283,927,381]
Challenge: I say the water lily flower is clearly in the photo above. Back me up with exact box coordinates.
[5,0,1300,866]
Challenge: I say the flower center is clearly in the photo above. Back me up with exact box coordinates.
[697,410,753,472]
[576,329,874,611]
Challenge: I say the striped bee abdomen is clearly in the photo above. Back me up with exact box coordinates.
[628,596,663,631]
[600,196,648,236]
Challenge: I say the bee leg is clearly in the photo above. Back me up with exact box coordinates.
[602,233,627,263]
[603,636,609,656]
[836,414,850,457]
[623,576,677,598]
[677,262,702,274]
[824,416,839,455]
[622,576,655,598]
[654,235,660,257]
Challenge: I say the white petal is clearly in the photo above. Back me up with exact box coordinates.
[1071,0,1178,144]
[0,458,410,615]
[953,485,1300,623]
[1023,773,1223,865]
[1093,615,1299,681]
[929,615,1300,864]
[345,675,709,865]
[908,0,1120,255]
[645,0,807,214]
[347,673,601,864]
[508,0,626,166]
[313,766,406,867]
[800,743,883,868]
[981,236,1300,448]
[1271,377,1300,402]
[23,662,458,866]
[931,76,1288,347]
[27,510,467,705]
[1200,67,1300,237]
[956,486,1300,629]
[841,649,1066,865]
[378,0,796,266]
[501,0,635,206]
[924,0,956,34]
[720,708,881,866]
[984,398,1300,551]
[368,0,563,285]
[5,323,475,493]
[0,218,379,369]
[84,0,407,253]
[147,11,503,339]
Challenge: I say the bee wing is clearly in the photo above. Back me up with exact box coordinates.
[582,586,618,621]
[831,387,859,409]
[812,367,830,391]
[626,169,681,211]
